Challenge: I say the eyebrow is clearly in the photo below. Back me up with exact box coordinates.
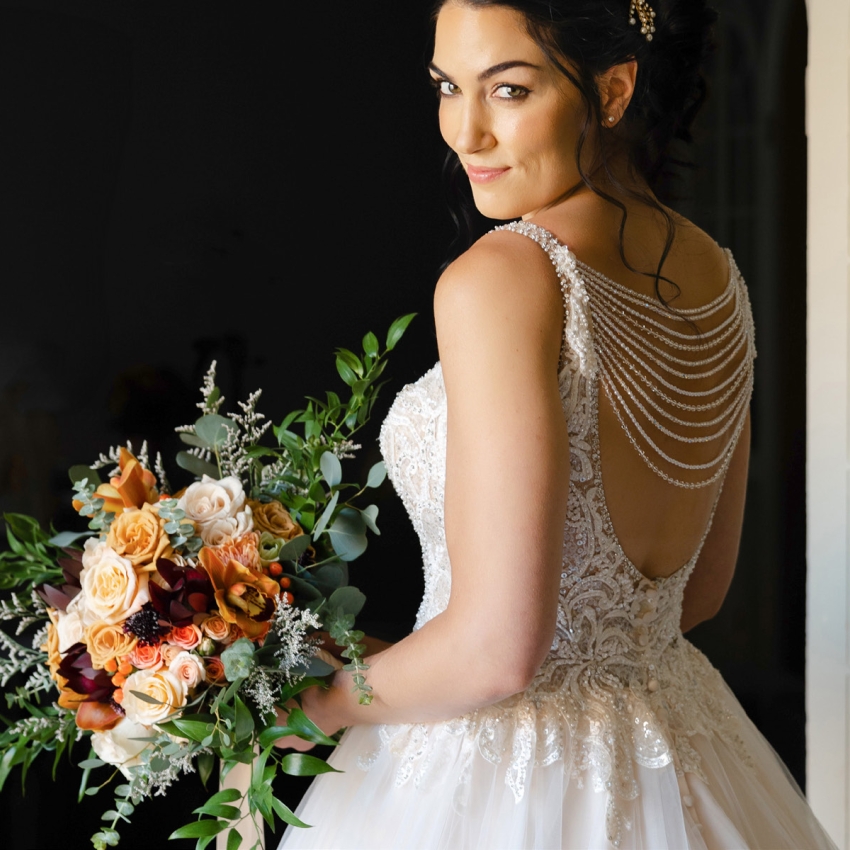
[428,60,540,82]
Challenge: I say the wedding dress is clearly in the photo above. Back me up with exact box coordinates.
[279,223,836,849]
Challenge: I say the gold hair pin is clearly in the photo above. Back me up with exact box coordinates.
[629,0,656,42]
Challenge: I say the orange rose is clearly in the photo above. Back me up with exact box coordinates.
[248,501,303,541]
[128,643,163,671]
[200,615,231,642]
[167,624,202,650]
[42,614,62,680]
[210,532,261,572]
[198,548,279,640]
[106,503,173,571]
[85,621,138,670]
[204,656,226,685]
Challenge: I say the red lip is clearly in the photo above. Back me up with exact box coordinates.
[466,165,510,184]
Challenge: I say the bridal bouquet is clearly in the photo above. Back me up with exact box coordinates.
[0,315,414,850]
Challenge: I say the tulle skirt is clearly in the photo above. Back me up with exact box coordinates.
[278,677,836,850]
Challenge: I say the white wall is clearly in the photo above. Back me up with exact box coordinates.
[806,0,850,845]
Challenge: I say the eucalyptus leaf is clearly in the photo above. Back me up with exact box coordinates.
[277,533,311,562]
[312,491,339,539]
[360,504,380,535]
[319,451,342,488]
[48,530,94,547]
[365,461,387,489]
[179,432,210,449]
[176,451,219,480]
[195,414,237,448]
[327,586,367,617]
[289,655,337,678]
[68,465,102,488]
[326,508,368,562]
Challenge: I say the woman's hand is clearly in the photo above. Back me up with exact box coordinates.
[272,697,319,752]
[272,675,340,752]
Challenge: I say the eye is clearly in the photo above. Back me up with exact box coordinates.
[493,84,529,100]
[430,78,460,98]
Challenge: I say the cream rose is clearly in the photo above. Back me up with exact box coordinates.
[91,718,150,777]
[80,539,149,625]
[121,669,186,725]
[168,651,207,693]
[160,643,183,666]
[177,476,252,545]
[201,512,253,547]
[55,593,87,653]
[85,621,138,669]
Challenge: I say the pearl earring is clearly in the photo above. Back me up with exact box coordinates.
[608,116,616,123]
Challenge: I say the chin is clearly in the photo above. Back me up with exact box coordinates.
[470,189,530,221]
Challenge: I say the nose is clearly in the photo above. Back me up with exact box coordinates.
[443,96,495,156]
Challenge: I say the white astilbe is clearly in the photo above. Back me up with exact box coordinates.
[331,438,362,460]
[218,388,272,478]
[0,591,47,634]
[128,741,206,799]
[90,440,146,476]
[0,630,47,686]
[154,451,171,494]
[196,361,224,415]
[241,598,321,714]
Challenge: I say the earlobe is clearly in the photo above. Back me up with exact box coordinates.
[598,60,638,123]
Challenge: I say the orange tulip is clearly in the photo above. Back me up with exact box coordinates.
[75,699,124,731]
[198,547,280,640]
[110,447,158,509]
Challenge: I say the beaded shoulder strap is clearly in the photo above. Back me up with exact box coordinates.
[494,221,598,379]
[493,221,756,490]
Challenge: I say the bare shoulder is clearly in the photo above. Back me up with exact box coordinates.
[434,228,563,330]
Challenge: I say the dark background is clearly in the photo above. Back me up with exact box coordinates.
[0,1,807,848]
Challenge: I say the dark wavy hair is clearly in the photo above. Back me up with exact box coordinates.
[431,0,718,306]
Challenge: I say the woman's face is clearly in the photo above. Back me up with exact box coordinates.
[431,2,589,220]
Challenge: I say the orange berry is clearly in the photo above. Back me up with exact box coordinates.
[113,689,124,704]
[282,591,295,605]
[268,562,283,577]
[113,673,126,688]
[118,660,133,676]
[279,576,291,589]
[159,493,171,501]
[104,658,118,674]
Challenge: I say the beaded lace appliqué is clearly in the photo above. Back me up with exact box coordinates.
[368,223,757,847]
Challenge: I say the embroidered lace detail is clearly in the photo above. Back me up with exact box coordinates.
[373,224,757,847]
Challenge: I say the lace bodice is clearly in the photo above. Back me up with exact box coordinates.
[373,224,757,846]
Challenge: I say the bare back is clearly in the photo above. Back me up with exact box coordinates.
[529,198,753,581]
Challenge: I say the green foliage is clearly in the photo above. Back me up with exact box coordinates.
[0,513,66,591]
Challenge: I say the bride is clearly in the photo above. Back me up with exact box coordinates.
[277,1,836,847]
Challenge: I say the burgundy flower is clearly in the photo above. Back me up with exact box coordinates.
[148,558,214,627]
[57,642,116,703]
[36,547,84,612]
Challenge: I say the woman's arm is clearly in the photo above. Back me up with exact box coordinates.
[680,410,751,632]
[281,232,571,737]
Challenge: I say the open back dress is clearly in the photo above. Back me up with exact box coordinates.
[279,223,836,849]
